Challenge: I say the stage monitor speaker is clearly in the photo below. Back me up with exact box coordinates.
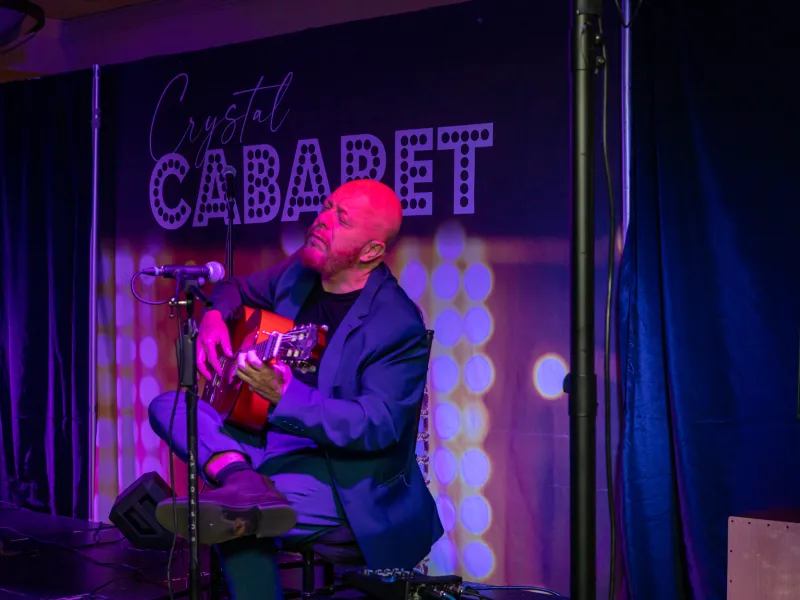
[109,471,174,550]
[728,510,800,599]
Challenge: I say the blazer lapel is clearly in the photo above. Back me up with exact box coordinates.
[317,264,389,395]
[275,261,317,322]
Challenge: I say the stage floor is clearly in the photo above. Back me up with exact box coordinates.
[0,506,560,599]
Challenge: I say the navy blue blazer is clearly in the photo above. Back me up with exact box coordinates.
[209,253,444,569]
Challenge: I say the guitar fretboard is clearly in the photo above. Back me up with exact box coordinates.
[219,334,278,370]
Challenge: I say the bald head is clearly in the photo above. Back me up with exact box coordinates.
[332,179,403,246]
[299,179,404,281]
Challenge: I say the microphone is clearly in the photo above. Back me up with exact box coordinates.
[223,165,236,198]
[141,261,225,283]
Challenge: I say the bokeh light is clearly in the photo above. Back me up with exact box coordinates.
[464,354,494,394]
[138,376,161,407]
[97,333,112,367]
[434,401,461,440]
[461,448,491,488]
[400,260,428,300]
[116,335,137,365]
[432,263,460,300]
[460,495,492,535]
[435,221,466,261]
[115,251,134,286]
[138,255,157,286]
[462,541,495,580]
[533,353,568,399]
[434,309,462,347]
[463,306,492,345]
[430,537,457,574]
[463,263,492,301]
[436,495,457,532]
[140,420,162,451]
[116,294,135,327]
[139,336,159,369]
[433,447,458,485]
[431,355,459,394]
[462,402,489,443]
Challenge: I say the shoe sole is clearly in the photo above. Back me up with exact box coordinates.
[155,499,298,545]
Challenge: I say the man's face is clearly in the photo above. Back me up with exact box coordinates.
[299,191,372,275]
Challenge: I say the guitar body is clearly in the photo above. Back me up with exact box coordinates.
[201,307,325,433]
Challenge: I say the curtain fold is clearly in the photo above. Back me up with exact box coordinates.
[0,71,93,519]
[620,1,800,599]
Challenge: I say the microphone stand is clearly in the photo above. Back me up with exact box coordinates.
[569,2,603,600]
[170,275,212,600]
[225,172,236,280]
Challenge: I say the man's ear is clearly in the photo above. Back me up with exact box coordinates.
[360,240,386,263]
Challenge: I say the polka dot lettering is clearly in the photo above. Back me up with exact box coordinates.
[437,123,494,215]
[395,128,434,216]
[341,134,387,185]
[192,150,242,227]
[149,152,191,230]
[281,139,331,222]
[242,144,281,224]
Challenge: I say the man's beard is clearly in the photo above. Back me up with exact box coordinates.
[300,240,359,276]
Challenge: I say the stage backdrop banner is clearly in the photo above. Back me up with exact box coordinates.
[96,3,621,592]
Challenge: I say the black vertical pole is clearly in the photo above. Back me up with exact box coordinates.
[570,1,602,599]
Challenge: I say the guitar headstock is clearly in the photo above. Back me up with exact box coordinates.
[275,323,324,370]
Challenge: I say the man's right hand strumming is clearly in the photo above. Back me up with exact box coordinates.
[197,309,234,380]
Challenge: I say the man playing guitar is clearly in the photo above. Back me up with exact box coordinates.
[147,179,443,599]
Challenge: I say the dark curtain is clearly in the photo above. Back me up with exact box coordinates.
[0,71,93,519]
[620,1,800,599]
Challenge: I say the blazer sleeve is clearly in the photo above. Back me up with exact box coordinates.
[268,323,429,452]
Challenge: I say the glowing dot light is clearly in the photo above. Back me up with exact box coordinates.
[434,309,462,347]
[116,336,137,365]
[140,420,162,451]
[96,417,115,448]
[115,252,134,287]
[433,447,458,485]
[97,334,112,367]
[139,337,159,369]
[463,306,492,345]
[461,448,491,487]
[138,255,157,286]
[460,495,491,535]
[141,456,163,476]
[430,537,458,574]
[400,260,428,300]
[463,263,492,301]
[463,541,495,580]
[462,402,489,442]
[435,221,466,260]
[139,376,161,407]
[434,401,461,440]
[116,294,134,327]
[464,354,494,394]
[436,495,457,532]
[533,353,568,399]
[431,355,459,394]
[116,377,135,411]
[432,263,460,300]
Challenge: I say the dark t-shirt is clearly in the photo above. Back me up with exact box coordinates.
[291,281,362,389]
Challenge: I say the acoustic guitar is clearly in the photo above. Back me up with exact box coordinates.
[200,307,326,432]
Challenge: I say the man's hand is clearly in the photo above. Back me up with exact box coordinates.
[236,350,292,405]
[197,310,234,380]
